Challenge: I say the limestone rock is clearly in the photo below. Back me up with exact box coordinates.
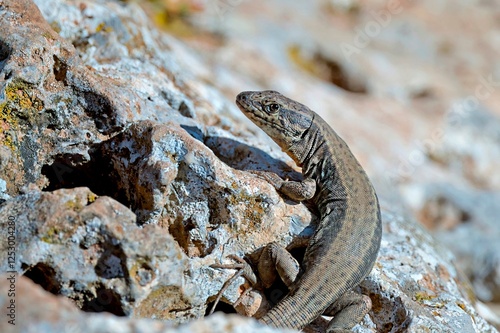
[357,210,496,333]
[1,191,496,332]
[402,183,500,304]
[0,0,499,332]
[0,187,198,321]
[432,104,500,190]
[0,275,295,333]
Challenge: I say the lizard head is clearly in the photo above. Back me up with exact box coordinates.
[235,90,314,154]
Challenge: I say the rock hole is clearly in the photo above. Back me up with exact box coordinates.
[178,101,194,118]
[95,247,127,279]
[41,154,93,191]
[44,108,63,130]
[52,55,68,83]
[40,151,131,209]
[80,284,126,316]
[360,281,412,333]
[315,53,367,93]
[132,262,155,286]
[418,195,471,231]
[0,39,12,73]
[204,300,237,316]
[80,90,120,134]
[169,216,203,257]
[23,262,62,294]
[160,90,194,118]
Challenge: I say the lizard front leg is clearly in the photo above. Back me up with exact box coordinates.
[250,170,316,202]
[249,170,316,288]
[250,170,314,308]
[209,256,263,315]
[210,171,315,317]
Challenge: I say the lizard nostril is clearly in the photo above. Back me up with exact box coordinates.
[237,92,252,103]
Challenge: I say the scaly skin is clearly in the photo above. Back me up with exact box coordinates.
[235,90,382,332]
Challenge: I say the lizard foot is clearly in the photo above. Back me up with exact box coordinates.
[324,290,371,333]
[209,255,257,315]
[248,170,286,188]
[249,170,316,202]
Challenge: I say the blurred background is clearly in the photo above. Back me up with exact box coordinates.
[125,0,500,326]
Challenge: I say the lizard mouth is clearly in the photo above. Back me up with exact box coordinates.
[235,99,247,110]
[236,98,260,116]
[236,98,287,133]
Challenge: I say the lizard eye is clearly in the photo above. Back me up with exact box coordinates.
[268,103,280,113]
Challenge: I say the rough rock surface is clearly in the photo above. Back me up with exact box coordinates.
[0,0,499,332]
[358,210,494,333]
[180,0,500,323]
[0,275,294,333]
[401,106,500,311]
[402,183,500,304]
[0,190,496,332]
[0,187,197,320]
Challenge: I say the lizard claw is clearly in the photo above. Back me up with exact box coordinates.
[248,170,284,189]
[209,255,257,315]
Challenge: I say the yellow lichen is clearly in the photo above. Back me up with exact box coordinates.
[40,227,61,243]
[287,44,318,76]
[95,22,113,33]
[0,101,18,151]
[414,291,437,302]
[87,192,98,203]
[49,21,62,34]
[0,80,44,152]
[125,0,201,37]
[65,198,84,211]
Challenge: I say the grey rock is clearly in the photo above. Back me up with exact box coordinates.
[432,103,500,190]
[0,187,199,321]
[0,0,498,332]
[0,275,296,333]
[402,182,500,303]
[357,210,496,333]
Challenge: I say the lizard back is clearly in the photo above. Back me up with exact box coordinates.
[236,90,382,330]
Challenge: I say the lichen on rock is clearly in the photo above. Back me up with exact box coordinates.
[0,0,499,332]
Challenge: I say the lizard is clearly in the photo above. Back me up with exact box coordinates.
[225,90,383,332]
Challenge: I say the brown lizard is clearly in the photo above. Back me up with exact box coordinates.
[216,90,382,332]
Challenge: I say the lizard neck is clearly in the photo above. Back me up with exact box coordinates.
[289,114,375,214]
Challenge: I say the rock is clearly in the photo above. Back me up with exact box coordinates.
[0,0,233,195]
[0,0,313,328]
[92,119,312,231]
[358,210,496,333]
[402,182,500,304]
[0,0,126,194]
[0,0,499,332]
[1,189,497,332]
[0,187,199,321]
[430,103,500,190]
[399,105,500,310]
[0,275,294,333]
